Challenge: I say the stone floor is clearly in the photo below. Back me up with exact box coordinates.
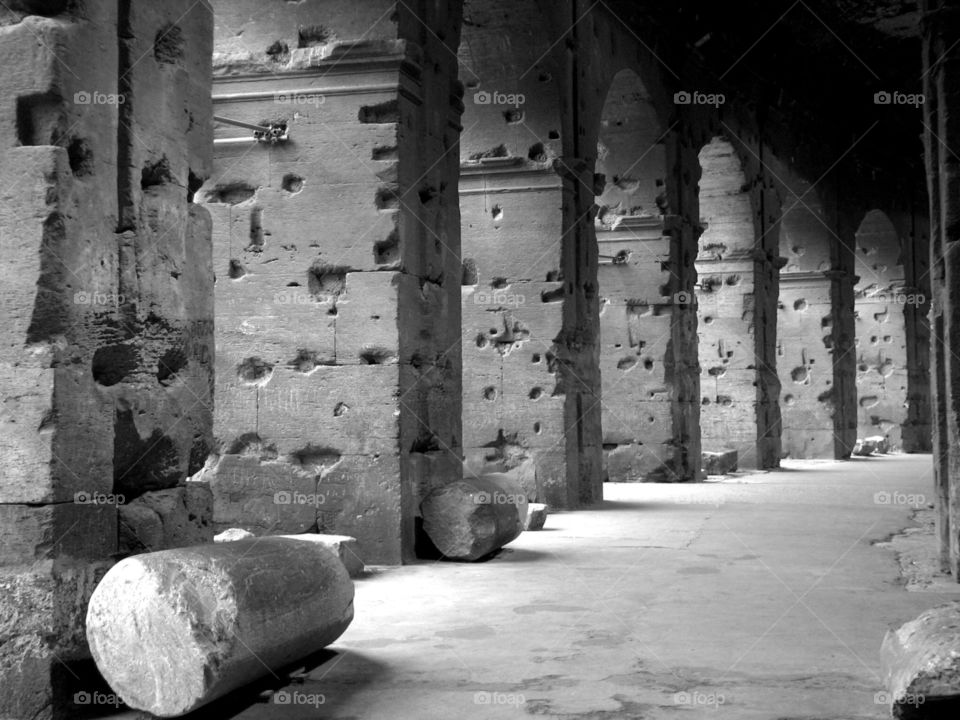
[119,454,960,719]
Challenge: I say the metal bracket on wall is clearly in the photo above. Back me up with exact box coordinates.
[213,115,289,145]
[598,250,630,265]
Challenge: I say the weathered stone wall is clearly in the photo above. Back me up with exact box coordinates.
[888,207,932,453]
[458,0,568,505]
[696,137,770,469]
[0,1,213,716]
[595,70,673,482]
[775,170,843,459]
[202,0,463,564]
[853,210,909,449]
[921,0,960,577]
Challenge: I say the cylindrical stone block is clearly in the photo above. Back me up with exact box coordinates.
[86,535,354,717]
[421,473,528,561]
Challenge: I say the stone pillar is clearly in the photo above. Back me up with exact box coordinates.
[777,180,850,459]
[696,136,781,470]
[0,1,213,717]
[460,161,567,504]
[891,209,932,453]
[921,0,960,576]
[202,0,464,564]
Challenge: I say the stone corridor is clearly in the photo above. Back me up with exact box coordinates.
[3,0,960,718]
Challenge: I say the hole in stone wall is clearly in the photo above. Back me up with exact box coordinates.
[288,349,321,373]
[529,387,543,400]
[204,181,256,205]
[533,422,542,434]
[491,204,504,221]
[528,142,547,162]
[532,353,541,363]
[541,287,564,303]
[372,145,398,161]
[359,347,396,364]
[141,156,174,189]
[617,357,637,371]
[503,108,524,124]
[359,100,399,124]
[113,407,181,497]
[490,277,507,289]
[228,259,246,279]
[307,263,348,298]
[376,185,401,211]
[419,186,439,204]
[236,357,273,385]
[374,230,400,267]
[67,137,93,176]
[297,24,332,47]
[483,386,497,400]
[266,40,290,62]
[281,173,304,193]
[548,130,560,139]
[92,344,138,386]
[334,402,349,417]
[154,24,184,65]
[157,347,188,385]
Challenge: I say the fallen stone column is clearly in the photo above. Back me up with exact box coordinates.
[86,535,354,717]
[421,473,528,560]
[880,601,960,717]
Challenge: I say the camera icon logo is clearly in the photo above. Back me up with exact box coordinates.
[673,91,692,105]
[873,491,891,505]
[73,692,91,705]
[274,691,292,705]
[473,491,492,504]
[274,491,292,505]
[874,91,892,105]
[74,91,91,105]
[474,90,492,105]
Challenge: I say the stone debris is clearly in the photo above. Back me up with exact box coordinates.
[421,473,528,560]
[880,602,960,717]
[86,535,354,717]
[524,503,549,531]
[701,450,738,476]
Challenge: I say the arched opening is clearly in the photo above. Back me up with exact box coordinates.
[853,210,909,452]
[594,68,672,482]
